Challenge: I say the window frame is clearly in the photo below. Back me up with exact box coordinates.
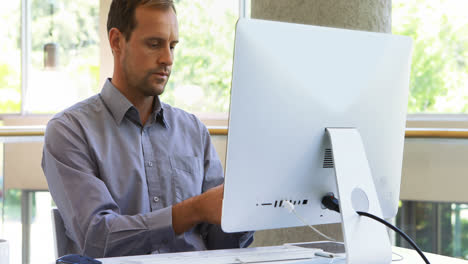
[0,0,249,123]
[3,0,468,130]
[0,0,101,118]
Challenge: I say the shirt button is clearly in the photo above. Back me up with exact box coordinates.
[148,161,153,167]
[153,197,160,202]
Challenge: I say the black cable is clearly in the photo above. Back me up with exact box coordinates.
[321,195,430,264]
[356,211,430,264]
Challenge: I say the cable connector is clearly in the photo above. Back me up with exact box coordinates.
[321,194,340,213]
[283,200,295,213]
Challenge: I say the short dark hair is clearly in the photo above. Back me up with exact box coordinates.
[107,0,176,41]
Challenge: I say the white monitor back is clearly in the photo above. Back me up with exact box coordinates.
[222,18,412,232]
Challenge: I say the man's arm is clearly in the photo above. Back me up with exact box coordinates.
[43,117,174,257]
[172,184,223,234]
[43,117,224,257]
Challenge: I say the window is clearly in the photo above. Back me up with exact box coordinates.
[160,0,241,121]
[1,0,245,121]
[0,0,99,115]
[396,201,468,259]
[393,1,468,260]
[393,0,468,114]
[27,0,100,113]
[0,1,21,113]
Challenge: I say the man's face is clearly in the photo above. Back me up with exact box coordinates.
[120,6,179,97]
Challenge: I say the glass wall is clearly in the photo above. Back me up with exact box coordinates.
[396,201,468,259]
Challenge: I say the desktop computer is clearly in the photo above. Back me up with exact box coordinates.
[221,18,412,264]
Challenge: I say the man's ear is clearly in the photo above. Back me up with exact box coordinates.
[109,28,124,55]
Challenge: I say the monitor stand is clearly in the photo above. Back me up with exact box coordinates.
[325,128,392,264]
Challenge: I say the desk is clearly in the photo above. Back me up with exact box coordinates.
[55,244,467,264]
[392,247,468,263]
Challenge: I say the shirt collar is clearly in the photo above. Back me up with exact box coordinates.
[152,100,169,128]
[100,79,168,127]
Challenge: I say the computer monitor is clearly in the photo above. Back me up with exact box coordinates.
[221,18,412,262]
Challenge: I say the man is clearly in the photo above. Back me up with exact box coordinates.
[42,0,252,258]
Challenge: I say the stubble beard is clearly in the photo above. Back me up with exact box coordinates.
[123,62,170,97]
[138,69,170,97]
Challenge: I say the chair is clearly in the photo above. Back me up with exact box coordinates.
[51,208,80,258]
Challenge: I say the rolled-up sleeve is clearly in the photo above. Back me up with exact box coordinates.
[42,117,177,258]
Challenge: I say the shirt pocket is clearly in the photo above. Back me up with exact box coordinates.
[170,155,203,202]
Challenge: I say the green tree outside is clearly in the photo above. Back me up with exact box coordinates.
[6,0,468,114]
[0,0,235,114]
[161,0,238,113]
[393,0,468,113]
[0,1,21,113]
[0,0,99,114]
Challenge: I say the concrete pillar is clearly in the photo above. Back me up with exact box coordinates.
[251,0,391,33]
[249,0,392,247]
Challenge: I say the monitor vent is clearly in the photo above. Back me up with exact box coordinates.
[323,148,334,168]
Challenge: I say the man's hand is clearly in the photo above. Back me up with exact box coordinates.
[172,184,224,235]
[195,184,224,225]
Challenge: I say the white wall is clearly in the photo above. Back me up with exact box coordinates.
[401,138,468,203]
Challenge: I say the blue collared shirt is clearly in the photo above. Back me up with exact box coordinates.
[42,79,252,258]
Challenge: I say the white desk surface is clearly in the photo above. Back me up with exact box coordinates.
[392,246,468,264]
[51,244,467,264]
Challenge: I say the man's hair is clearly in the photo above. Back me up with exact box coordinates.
[107,0,176,41]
